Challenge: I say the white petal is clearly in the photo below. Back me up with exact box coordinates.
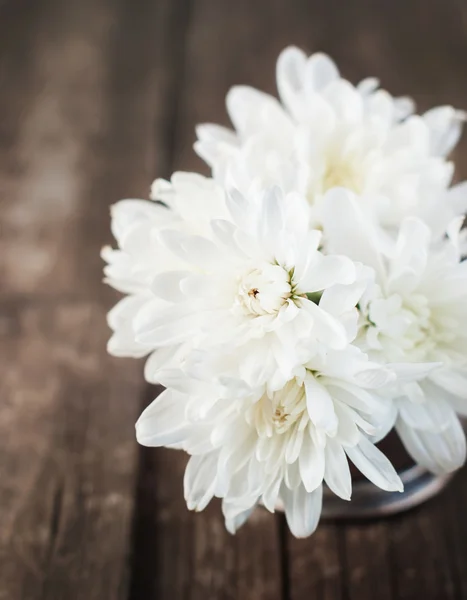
[134,302,202,346]
[196,123,238,146]
[322,80,363,125]
[424,378,467,417]
[281,483,323,538]
[299,433,325,492]
[144,346,180,383]
[297,253,356,293]
[258,186,284,244]
[321,189,386,280]
[394,96,416,120]
[304,52,339,93]
[211,219,246,257]
[262,471,283,513]
[107,330,149,358]
[301,299,348,348]
[390,362,441,382]
[345,435,403,492]
[135,389,189,447]
[353,367,395,389]
[159,229,226,271]
[225,188,250,230]
[357,77,379,96]
[388,218,430,292]
[304,373,338,434]
[179,234,226,271]
[276,46,307,116]
[179,273,224,303]
[285,426,305,465]
[423,105,465,156]
[217,427,255,488]
[184,452,219,511]
[284,460,302,490]
[333,402,361,447]
[369,404,398,444]
[324,439,352,500]
[224,502,256,534]
[151,270,191,302]
[106,295,153,358]
[329,381,388,416]
[430,368,467,400]
[107,294,148,330]
[226,85,290,135]
[319,278,368,317]
[396,413,466,474]
[155,369,195,395]
[398,396,452,433]
[447,180,467,215]
[110,198,170,242]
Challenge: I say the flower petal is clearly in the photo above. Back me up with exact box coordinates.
[423,105,465,157]
[324,439,352,500]
[301,299,348,348]
[134,302,203,347]
[304,52,339,93]
[298,253,356,293]
[184,452,219,511]
[151,270,191,302]
[276,46,307,116]
[136,389,189,448]
[321,188,386,280]
[304,373,338,434]
[281,483,323,538]
[396,413,466,474]
[299,432,325,492]
[345,435,403,492]
[223,500,257,534]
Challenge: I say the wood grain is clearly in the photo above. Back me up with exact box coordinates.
[2,1,467,599]
[0,0,173,597]
[0,302,141,600]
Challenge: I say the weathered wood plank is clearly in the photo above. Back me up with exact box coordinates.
[0,0,116,299]
[0,0,181,597]
[387,492,460,600]
[446,470,467,599]
[0,302,141,600]
[287,525,343,600]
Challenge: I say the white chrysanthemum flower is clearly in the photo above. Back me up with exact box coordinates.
[104,174,370,390]
[136,345,401,538]
[102,175,229,362]
[323,189,467,474]
[195,46,467,237]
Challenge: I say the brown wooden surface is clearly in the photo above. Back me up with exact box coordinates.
[1,1,467,598]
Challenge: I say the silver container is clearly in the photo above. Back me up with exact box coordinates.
[321,464,453,519]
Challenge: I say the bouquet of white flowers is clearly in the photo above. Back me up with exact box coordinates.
[103,47,467,537]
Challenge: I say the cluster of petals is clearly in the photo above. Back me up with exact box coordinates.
[196,46,467,238]
[322,190,467,475]
[104,46,467,537]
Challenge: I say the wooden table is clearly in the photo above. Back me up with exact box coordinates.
[1,1,467,598]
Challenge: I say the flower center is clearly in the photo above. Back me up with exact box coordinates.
[322,154,364,195]
[234,263,292,317]
[249,380,308,437]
